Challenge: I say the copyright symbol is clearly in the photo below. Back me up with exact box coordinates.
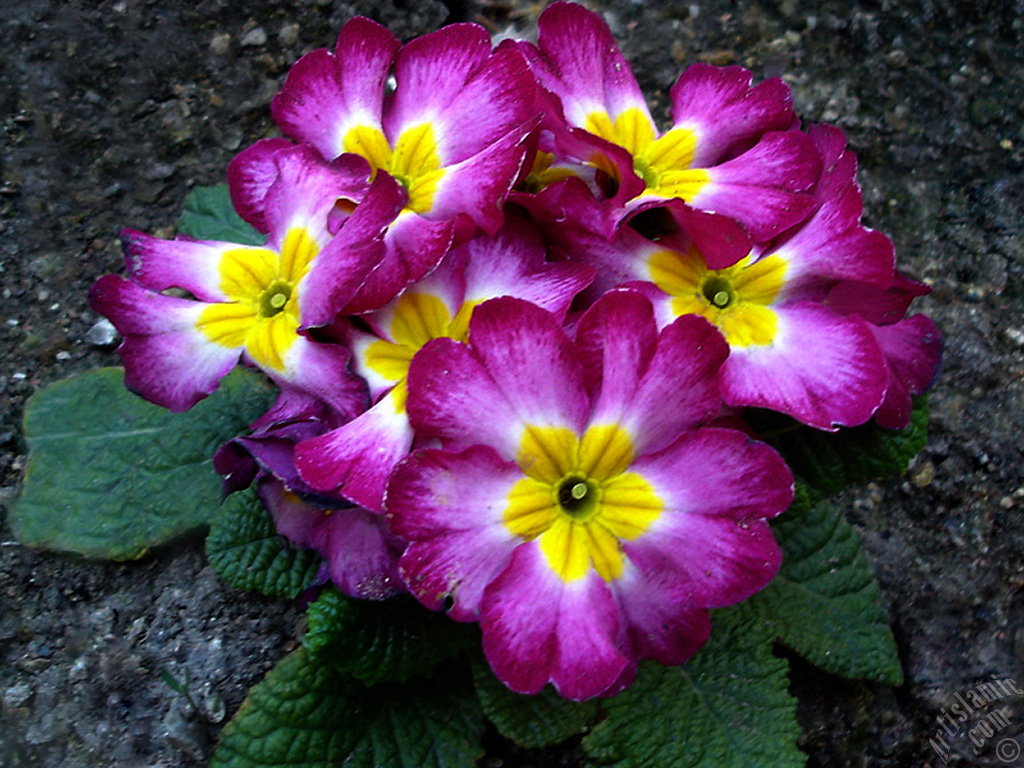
[996,737,1021,763]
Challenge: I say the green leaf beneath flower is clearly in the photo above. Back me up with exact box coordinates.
[748,489,903,685]
[206,487,321,598]
[472,657,600,749]
[755,396,929,501]
[583,605,804,768]
[210,648,484,768]
[304,588,477,685]
[178,184,265,245]
[10,367,274,559]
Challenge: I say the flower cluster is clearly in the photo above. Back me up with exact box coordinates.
[91,2,940,700]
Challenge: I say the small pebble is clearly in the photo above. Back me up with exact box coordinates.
[85,318,118,347]
[240,27,267,47]
[278,22,299,47]
[209,33,231,56]
[3,683,34,709]
[68,657,89,684]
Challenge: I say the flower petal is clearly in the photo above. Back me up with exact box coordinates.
[89,275,239,411]
[295,387,413,512]
[722,302,889,429]
[264,481,403,600]
[340,210,456,315]
[406,298,589,457]
[481,541,630,700]
[577,291,728,453]
[388,31,536,168]
[612,559,711,666]
[119,229,239,303]
[271,17,399,159]
[389,446,523,620]
[298,171,406,326]
[669,63,795,167]
[688,131,820,241]
[531,2,649,130]
[871,314,942,429]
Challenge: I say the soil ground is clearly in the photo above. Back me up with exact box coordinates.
[2,1,1023,766]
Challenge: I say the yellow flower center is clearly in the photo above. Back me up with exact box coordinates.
[361,292,479,412]
[196,227,318,372]
[583,106,710,202]
[342,123,446,214]
[503,424,663,583]
[647,247,788,348]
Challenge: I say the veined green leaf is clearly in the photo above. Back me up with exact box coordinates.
[10,367,274,559]
[210,648,484,768]
[304,588,476,685]
[206,486,321,598]
[472,657,600,749]
[178,184,265,245]
[583,605,804,768]
[749,490,903,684]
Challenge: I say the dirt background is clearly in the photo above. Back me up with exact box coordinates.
[2,0,1022,766]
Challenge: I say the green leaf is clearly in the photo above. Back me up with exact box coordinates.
[10,367,275,559]
[472,657,600,749]
[206,487,321,598]
[583,606,804,768]
[756,396,929,500]
[747,490,903,685]
[211,648,484,768]
[178,184,265,245]
[304,588,476,685]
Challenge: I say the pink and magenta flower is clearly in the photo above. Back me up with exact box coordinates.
[294,217,594,512]
[535,124,906,430]
[271,17,540,312]
[386,293,793,699]
[214,402,404,601]
[517,2,820,245]
[91,145,403,414]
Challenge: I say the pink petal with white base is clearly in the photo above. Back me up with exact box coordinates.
[342,211,456,315]
[260,145,373,244]
[481,542,630,700]
[689,131,820,241]
[89,275,239,411]
[427,128,533,233]
[271,18,399,159]
[723,302,889,429]
[530,2,648,128]
[406,298,589,456]
[295,387,413,512]
[389,446,523,620]
[576,292,728,452]
[298,172,406,326]
[669,64,795,167]
[460,217,594,317]
[120,229,236,303]
[273,335,368,422]
[388,33,535,167]
[227,137,295,232]
[612,559,712,666]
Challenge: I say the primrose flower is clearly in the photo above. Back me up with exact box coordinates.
[827,272,942,429]
[295,218,594,512]
[271,16,540,312]
[213,403,405,600]
[517,2,820,245]
[387,294,793,700]
[90,145,403,414]
[540,124,899,430]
